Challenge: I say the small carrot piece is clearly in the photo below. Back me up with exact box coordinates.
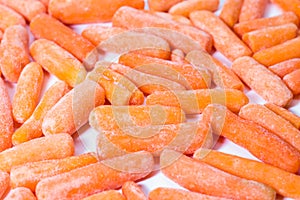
[194,149,300,199]
[30,39,87,87]
[161,150,276,199]
[169,0,220,17]
[122,181,147,200]
[0,171,9,199]
[39,0,49,7]
[242,23,298,53]
[82,190,126,200]
[283,69,300,95]
[190,10,252,61]
[12,62,44,124]
[202,104,300,173]
[0,25,30,83]
[239,0,268,22]
[154,12,192,26]
[171,49,186,64]
[269,58,300,78]
[0,30,2,41]
[232,56,293,107]
[271,0,300,18]
[0,133,74,173]
[148,0,183,11]
[146,89,249,114]
[10,153,98,191]
[265,103,300,129]
[219,0,244,28]
[3,187,36,200]
[0,4,25,31]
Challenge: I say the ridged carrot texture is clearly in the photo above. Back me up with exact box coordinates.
[148,0,183,11]
[171,49,186,64]
[269,58,300,78]
[219,0,244,28]
[271,0,300,18]
[154,12,192,26]
[30,39,87,87]
[202,104,300,173]
[122,181,147,200]
[283,69,300,95]
[0,4,25,31]
[82,190,126,200]
[239,0,268,22]
[3,187,36,200]
[0,133,74,173]
[160,150,276,200]
[0,171,9,199]
[35,151,154,200]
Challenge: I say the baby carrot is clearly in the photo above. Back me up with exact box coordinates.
[169,0,220,17]
[35,151,154,200]
[0,133,74,173]
[48,0,145,24]
[161,150,276,199]
[0,77,14,152]
[194,149,300,199]
[39,0,49,7]
[269,58,300,78]
[242,23,298,52]
[148,0,183,11]
[82,190,126,200]
[0,4,25,31]
[171,49,186,64]
[265,103,300,129]
[122,181,147,200]
[283,69,300,95]
[232,56,293,107]
[0,25,30,83]
[0,171,9,199]
[219,0,244,28]
[3,187,36,200]
[42,79,105,135]
[202,104,300,173]
[190,10,252,61]
[10,153,98,191]
[12,62,44,124]
[0,30,2,41]
[30,39,87,87]
[271,0,300,18]
[239,0,268,22]
[154,12,192,26]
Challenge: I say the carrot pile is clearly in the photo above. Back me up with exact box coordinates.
[0,0,300,199]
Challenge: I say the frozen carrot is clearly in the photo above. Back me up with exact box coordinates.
[42,79,105,135]
[239,103,300,154]
[0,133,74,173]
[202,104,300,173]
[30,39,87,87]
[242,23,298,52]
[0,77,14,152]
[30,14,97,69]
[190,10,252,61]
[265,103,300,129]
[269,58,300,77]
[12,62,44,124]
[154,12,192,25]
[171,49,186,64]
[0,30,2,41]
[3,187,36,200]
[271,0,300,18]
[169,0,220,17]
[10,153,98,191]
[148,0,183,11]
[283,69,300,95]
[219,0,244,27]
[194,149,300,199]
[49,0,144,24]
[112,7,212,52]
[35,151,154,200]
[146,89,249,114]
[0,171,9,199]
[161,150,276,199]
[232,56,293,107]
[233,12,299,37]
[39,0,49,7]
[0,4,25,31]
[82,190,126,200]
[0,25,29,83]
[239,0,268,22]
[122,181,147,200]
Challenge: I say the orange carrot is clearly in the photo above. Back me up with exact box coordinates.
[0,133,74,173]
[148,0,183,11]
[154,12,192,26]
[122,181,147,200]
[12,62,44,124]
[10,153,98,191]
[202,104,300,173]
[0,30,2,41]
[232,56,293,107]
[0,25,30,83]
[242,23,298,52]
[219,0,244,28]
[48,0,145,24]
[39,0,49,7]
[82,190,126,200]
[0,171,9,199]
[0,4,25,31]
[146,89,249,114]
[171,49,186,64]
[239,0,268,22]
[190,10,252,61]
[0,77,14,152]
[269,58,300,77]
[283,69,300,95]
[271,0,300,18]
[161,150,276,199]
[30,39,87,87]
[3,187,36,200]
[169,0,220,17]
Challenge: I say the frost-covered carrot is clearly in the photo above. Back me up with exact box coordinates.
[283,69,300,95]
[122,181,147,200]
[154,12,192,25]
[271,0,300,18]
[269,58,300,77]
[239,0,268,22]
[171,49,186,64]
[148,0,183,11]
[0,4,25,31]
[3,187,36,200]
[219,0,244,27]
[39,0,49,7]
[82,190,126,200]
[0,171,9,199]
[232,56,293,106]
[190,10,252,61]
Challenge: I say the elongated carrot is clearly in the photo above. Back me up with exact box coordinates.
[35,152,154,200]
[271,0,300,18]
[148,0,183,11]
[171,49,186,64]
[202,104,300,173]
[232,56,293,107]
[0,25,29,83]
[30,39,87,87]
[154,12,192,26]
[82,190,126,200]
[283,69,300,95]
[122,181,147,200]
[0,133,74,173]
[242,23,298,52]
[3,187,36,200]
[0,4,25,31]
[0,171,9,199]
[239,103,300,154]
[10,153,98,191]
[239,0,268,22]
[219,0,244,27]
[190,10,252,61]
[161,150,276,199]
[194,149,300,199]
[0,77,14,152]
[269,58,300,77]
[12,62,44,124]
[112,6,212,52]
[169,0,220,17]
[146,89,249,114]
